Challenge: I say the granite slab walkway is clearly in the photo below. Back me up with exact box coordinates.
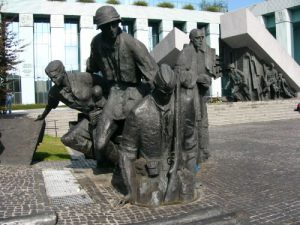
[0,119,299,225]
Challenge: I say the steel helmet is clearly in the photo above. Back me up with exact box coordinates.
[95,6,121,29]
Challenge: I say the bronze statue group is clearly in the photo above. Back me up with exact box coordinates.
[38,5,296,207]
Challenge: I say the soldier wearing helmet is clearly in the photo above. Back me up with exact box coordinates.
[87,6,158,166]
[119,64,177,206]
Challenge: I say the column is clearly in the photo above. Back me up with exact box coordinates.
[206,23,221,97]
[19,14,35,104]
[275,9,293,56]
[80,15,96,72]
[134,18,149,50]
[185,21,197,34]
[50,15,65,62]
[159,20,173,39]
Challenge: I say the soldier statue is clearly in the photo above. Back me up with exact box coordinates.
[175,29,215,165]
[87,6,158,166]
[119,64,200,206]
[224,63,251,101]
[263,63,280,100]
[36,60,104,158]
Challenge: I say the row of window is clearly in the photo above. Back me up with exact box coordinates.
[5,14,208,104]
[263,7,300,64]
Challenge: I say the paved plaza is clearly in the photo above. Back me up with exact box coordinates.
[0,119,299,225]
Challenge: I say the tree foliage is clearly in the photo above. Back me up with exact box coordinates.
[0,3,26,103]
[200,0,228,12]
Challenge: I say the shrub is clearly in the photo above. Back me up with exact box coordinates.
[47,0,66,1]
[182,4,194,10]
[106,0,120,4]
[77,0,95,2]
[200,0,228,12]
[157,2,174,8]
[133,0,148,6]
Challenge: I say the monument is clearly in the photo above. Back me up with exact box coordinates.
[36,5,221,208]
[221,45,296,101]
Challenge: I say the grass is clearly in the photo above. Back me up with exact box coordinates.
[12,104,46,110]
[33,135,71,161]
[11,104,67,110]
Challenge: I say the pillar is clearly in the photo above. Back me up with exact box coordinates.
[50,15,65,63]
[80,15,96,72]
[19,14,35,104]
[206,23,221,97]
[159,20,173,39]
[185,21,197,34]
[134,18,149,50]
[275,9,293,56]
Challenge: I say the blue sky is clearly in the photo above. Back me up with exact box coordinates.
[228,0,264,11]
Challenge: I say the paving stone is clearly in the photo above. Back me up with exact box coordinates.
[0,119,299,224]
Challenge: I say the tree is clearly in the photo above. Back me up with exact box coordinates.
[0,3,26,106]
[200,0,228,12]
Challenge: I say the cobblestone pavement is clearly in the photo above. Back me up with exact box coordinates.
[0,119,299,225]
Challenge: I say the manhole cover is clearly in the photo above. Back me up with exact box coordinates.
[42,170,93,205]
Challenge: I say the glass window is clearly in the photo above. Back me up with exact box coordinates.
[293,22,300,65]
[148,20,160,51]
[263,13,276,38]
[64,19,80,71]
[121,19,135,37]
[34,18,51,104]
[174,21,186,33]
[6,74,22,104]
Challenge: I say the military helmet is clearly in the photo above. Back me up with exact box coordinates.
[154,64,176,94]
[95,6,121,29]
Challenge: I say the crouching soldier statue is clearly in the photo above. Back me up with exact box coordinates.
[36,60,105,158]
[119,65,199,207]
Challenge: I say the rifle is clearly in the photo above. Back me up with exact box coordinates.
[164,78,181,203]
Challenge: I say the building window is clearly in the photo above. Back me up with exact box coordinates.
[293,22,300,64]
[197,23,208,34]
[173,21,186,33]
[34,18,51,104]
[6,74,21,104]
[291,7,300,65]
[263,13,276,38]
[148,20,161,51]
[64,18,80,71]
[121,19,135,36]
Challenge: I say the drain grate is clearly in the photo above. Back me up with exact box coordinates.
[51,194,93,205]
[42,170,93,205]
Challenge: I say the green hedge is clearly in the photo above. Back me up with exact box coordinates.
[157,2,174,8]
[77,0,95,2]
[106,0,120,4]
[182,4,195,10]
[133,0,148,6]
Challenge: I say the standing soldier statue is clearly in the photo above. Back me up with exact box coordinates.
[175,29,217,167]
[87,6,159,166]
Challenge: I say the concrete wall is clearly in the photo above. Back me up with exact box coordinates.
[221,9,300,92]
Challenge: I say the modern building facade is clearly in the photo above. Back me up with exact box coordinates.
[1,0,299,104]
